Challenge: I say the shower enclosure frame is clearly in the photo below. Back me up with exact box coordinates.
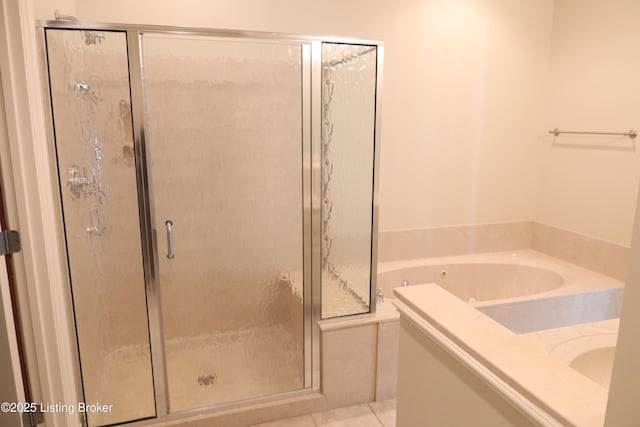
[37,19,384,426]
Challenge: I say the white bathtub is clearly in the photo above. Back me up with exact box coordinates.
[378,249,624,333]
[378,261,564,302]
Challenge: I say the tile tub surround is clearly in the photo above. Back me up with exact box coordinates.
[377,222,533,262]
[532,222,630,281]
[378,221,630,281]
[394,284,609,427]
[378,250,623,333]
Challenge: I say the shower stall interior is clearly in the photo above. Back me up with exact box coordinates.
[41,22,382,427]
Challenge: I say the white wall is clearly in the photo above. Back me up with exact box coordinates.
[536,0,640,247]
[33,0,555,233]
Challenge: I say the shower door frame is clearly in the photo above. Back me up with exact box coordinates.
[38,19,383,425]
[127,29,316,417]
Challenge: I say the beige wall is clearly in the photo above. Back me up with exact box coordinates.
[34,0,555,233]
[536,0,640,247]
[377,0,553,231]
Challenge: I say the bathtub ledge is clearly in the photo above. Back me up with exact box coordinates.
[394,284,607,427]
[318,300,399,332]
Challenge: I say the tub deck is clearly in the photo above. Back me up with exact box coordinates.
[378,249,623,333]
[378,249,623,301]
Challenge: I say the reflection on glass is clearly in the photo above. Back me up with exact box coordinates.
[321,43,377,318]
[141,34,304,412]
[45,29,155,426]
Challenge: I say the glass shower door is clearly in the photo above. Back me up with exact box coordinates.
[140,34,306,412]
[45,29,156,426]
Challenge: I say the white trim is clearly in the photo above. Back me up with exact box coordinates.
[0,2,81,426]
[394,298,562,427]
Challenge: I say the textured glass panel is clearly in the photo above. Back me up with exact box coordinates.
[321,44,377,318]
[45,29,155,426]
[141,34,304,412]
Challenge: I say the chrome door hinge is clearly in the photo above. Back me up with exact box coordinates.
[0,230,21,256]
[21,406,44,426]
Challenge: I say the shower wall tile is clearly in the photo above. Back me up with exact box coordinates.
[377,222,533,261]
[321,323,377,407]
[532,223,630,281]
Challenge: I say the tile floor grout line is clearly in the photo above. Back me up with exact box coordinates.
[367,402,386,427]
[310,412,316,426]
[310,412,319,427]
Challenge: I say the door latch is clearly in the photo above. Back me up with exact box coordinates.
[0,230,21,256]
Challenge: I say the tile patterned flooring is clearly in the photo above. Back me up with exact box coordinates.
[250,400,396,427]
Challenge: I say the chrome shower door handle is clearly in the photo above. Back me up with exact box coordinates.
[165,220,175,259]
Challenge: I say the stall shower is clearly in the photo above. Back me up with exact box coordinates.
[42,22,382,427]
